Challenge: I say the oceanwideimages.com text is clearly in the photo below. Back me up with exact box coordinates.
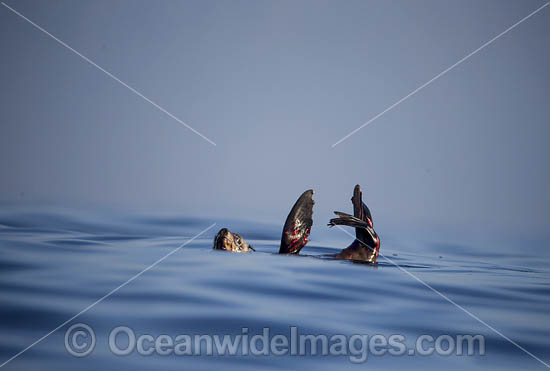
[65,324,485,363]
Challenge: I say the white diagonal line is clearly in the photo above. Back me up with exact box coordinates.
[1,2,216,146]
[0,222,216,369]
[334,225,550,368]
[332,2,550,147]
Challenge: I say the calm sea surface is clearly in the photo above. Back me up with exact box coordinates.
[0,208,549,370]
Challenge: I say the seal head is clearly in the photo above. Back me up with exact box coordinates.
[213,228,253,253]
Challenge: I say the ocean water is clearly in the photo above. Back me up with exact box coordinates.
[0,208,549,370]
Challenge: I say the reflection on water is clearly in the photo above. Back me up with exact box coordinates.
[0,208,549,370]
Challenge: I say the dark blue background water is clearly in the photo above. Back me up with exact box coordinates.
[1,207,549,370]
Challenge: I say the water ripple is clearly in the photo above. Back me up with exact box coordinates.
[0,209,548,370]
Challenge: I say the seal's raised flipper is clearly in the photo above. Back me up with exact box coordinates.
[328,185,380,263]
[328,212,370,229]
[352,184,373,227]
[279,190,314,254]
[328,211,378,247]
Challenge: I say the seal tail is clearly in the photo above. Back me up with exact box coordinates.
[279,190,314,254]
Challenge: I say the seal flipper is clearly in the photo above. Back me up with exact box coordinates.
[329,185,380,263]
[350,184,378,250]
[328,211,378,247]
[352,184,373,227]
[279,190,314,254]
[328,212,370,229]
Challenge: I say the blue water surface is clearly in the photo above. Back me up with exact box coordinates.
[0,208,549,370]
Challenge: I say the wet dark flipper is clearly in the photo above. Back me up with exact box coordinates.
[352,184,373,227]
[329,185,380,263]
[349,184,377,251]
[279,190,314,254]
[328,212,370,229]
